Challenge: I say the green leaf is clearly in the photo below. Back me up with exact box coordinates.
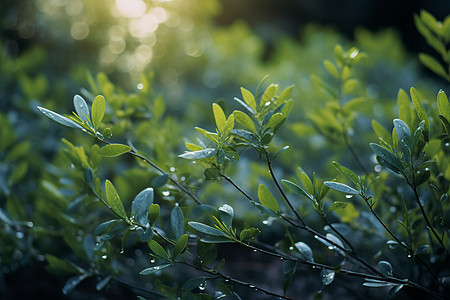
[397,89,412,127]
[213,103,226,133]
[140,263,172,275]
[343,79,358,94]
[148,203,160,225]
[420,10,442,37]
[369,143,403,173]
[363,280,395,288]
[97,144,131,157]
[45,254,84,275]
[195,127,219,142]
[178,148,217,160]
[388,285,405,299]
[105,180,127,219]
[93,219,120,235]
[260,84,278,109]
[139,227,154,242]
[188,222,227,237]
[418,53,448,79]
[258,184,280,213]
[266,113,285,130]
[222,114,235,137]
[332,162,359,186]
[315,233,345,256]
[250,200,278,217]
[239,227,260,241]
[437,90,450,122]
[152,174,169,188]
[412,121,426,150]
[200,236,233,243]
[294,242,313,262]
[171,205,185,240]
[204,168,221,180]
[233,110,256,133]
[91,95,105,130]
[328,201,348,214]
[281,179,314,201]
[131,188,154,228]
[240,87,257,113]
[300,172,314,195]
[38,106,84,129]
[278,85,294,101]
[323,60,339,79]
[173,234,188,260]
[324,182,359,195]
[410,87,430,141]
[96,275,112,291]
[372,120,392,144]
[219,204,234,228]
[148,240,170,260]
[73,95,91,124]
[393,119,412,150]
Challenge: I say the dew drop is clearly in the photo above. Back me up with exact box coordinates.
[407,255,411,258]
[170,167,176,172]
[445,142,450,147]
[198,282,206,290]
[137,83,144,90]
[289,246,294,251]
[262,220,269,225]
[424,168,429,171]
[162,190,170,196]
[150,259,155,263]
[345,195,353,199]
[120,249,124,254]
[328,246,334,250]
[102,254,108,259]
[249,284,255,288]
[16,232,24,239]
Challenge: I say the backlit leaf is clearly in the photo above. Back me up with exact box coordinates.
[258,184,280,213]
[105,180,127,219]
[38,106,84,129]
[73,95,91,124]
[91,95,105,130]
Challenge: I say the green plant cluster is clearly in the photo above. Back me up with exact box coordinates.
[1,6,450,300]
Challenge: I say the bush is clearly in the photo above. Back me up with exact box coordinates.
[1,4,449,300]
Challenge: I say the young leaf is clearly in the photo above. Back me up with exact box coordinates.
[300,172,314,195]
[188,222,227,237]
[172,234,188,260]
[260,84,278,109]
[131,188,154,228]
[91,95,105,130]
[148,203,160,225]
[239,227,260,241]
[324,181,359,195]
[278,85,294,101]
[258,184,280,213]
[73,95,91,124]
[437,90,450,122]
[38,106,84,129]
[327,201,348,214]
[419,53,448,79]
[233,110,256,133]
[105,180,127,220]
[332,161,359,186]
[171,205,185,240]
[178,148,217,160]
[240,87,257,113]
[213,103,226,133]
[410,87,430,140]
[372,120,392,144]
[219,204,234,228]
[140,263,172,275]
[323,60,339,79]
[148,240,170,260]
[98,144,131,157]
[266,113,285,130]
[397,89,412,127]
[281,179,314,201]
[222,114,235,137]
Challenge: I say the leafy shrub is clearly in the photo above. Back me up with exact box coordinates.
[1,6,450,300]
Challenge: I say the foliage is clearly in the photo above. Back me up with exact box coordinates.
[1,4,450,300]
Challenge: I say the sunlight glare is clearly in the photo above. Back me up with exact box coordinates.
[115,0,146,18]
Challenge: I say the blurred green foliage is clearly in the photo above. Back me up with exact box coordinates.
[1,1,449,299]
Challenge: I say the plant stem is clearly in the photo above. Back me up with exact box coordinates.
[405,175,444,247]
[265,154,305,226]
[128,150,203,205]
[178,261,292,299]
[221,168,385,278]
[359,192,441,282]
